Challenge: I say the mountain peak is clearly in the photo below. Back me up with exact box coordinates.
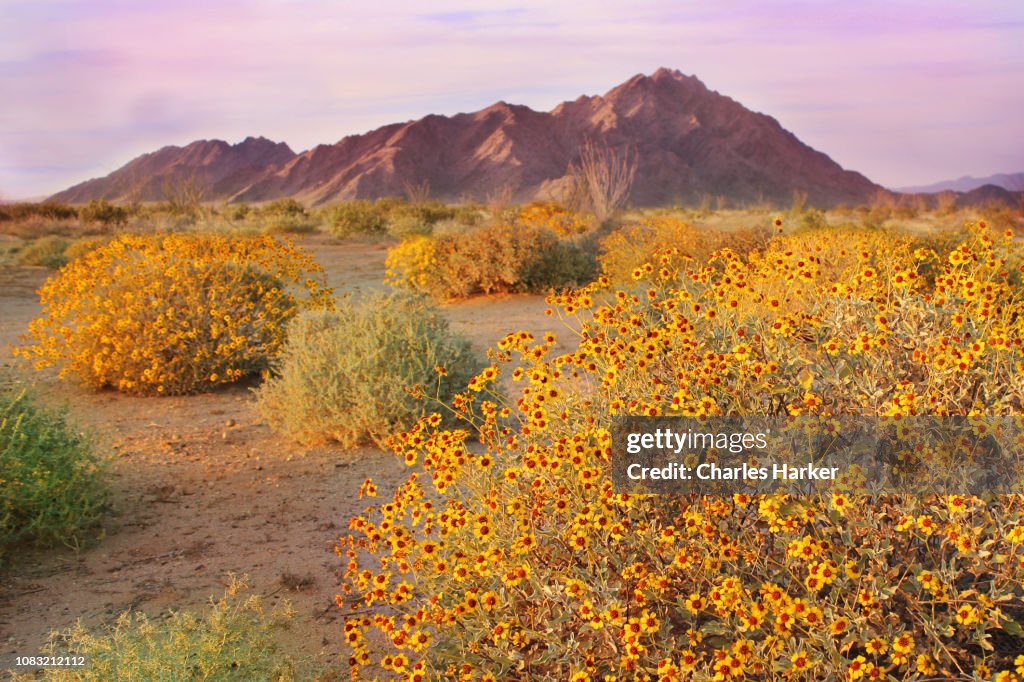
[604,68,707,102]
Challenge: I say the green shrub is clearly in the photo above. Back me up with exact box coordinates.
[386,214,432,239]
[255,199,316,234]
[259,198,306,217]
[260,214,317,234]
[386,200,455,226]
[34,577,308,681]
[255,293,482,447]
[521,236,597,291]
[1,387,107,562]
[328,199,481,239]
[16,235,71,268]
[228,203,252,221]
[328,200,389,237]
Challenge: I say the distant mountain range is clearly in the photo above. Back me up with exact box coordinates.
[895,172,1024,194]
[50,68,887,207]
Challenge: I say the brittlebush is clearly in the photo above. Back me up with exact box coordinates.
[598,216,770,287]
[342,222,1024,680]
[515,201,594,237]
[386,225,594,300]
[20,233,332,395]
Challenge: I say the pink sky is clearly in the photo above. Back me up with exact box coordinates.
[2,0,1023,199]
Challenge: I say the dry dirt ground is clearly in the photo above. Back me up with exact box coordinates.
[0,235,566,675]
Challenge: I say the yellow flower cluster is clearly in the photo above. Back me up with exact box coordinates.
[598,216,770,287]
[514,201,593,236]
[385,235,438,294]
[20,233,332,395]
[341,221,1024,679]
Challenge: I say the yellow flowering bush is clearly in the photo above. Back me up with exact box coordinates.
[342,221,1024,680]
[386,235,439,294]
[598,216,770,286]
[515,201,594,236]
[20,233,332,395]
[386,225,594,300]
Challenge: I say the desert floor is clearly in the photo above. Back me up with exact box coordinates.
[0,235,568,671]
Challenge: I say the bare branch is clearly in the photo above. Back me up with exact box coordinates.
[565,139,638,223]
[160,172,208,216]
[403,179,431,205]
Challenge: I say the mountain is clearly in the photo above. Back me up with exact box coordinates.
[52,137,297,204]
[896,172,1024,194]
[51,69,880,207]
[955,184,1020,208]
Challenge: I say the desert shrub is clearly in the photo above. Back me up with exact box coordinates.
[261,214,317,234]
[342,222,1024,679]
[79,199,128,227]
[16,235,71,268]
[19,233,332,395]
[228,203,252,221]
[892,205,919,220]
[329,199,481,239]
[388,200,457,226]
[255,292,481,447]
[386,214,432,239]
[255,199,316,234]
[0,202,79,223]
[387,224,595,299]
[429,218,474,237]
[450,203,485,227]
[520,237,598,291]
[427,225,546,298]
[1,387,106,563]
[260,198,306,217]
[329,200,389,237]
[598,216,769,286]
[797,207,828,230]
[34,577,305,681]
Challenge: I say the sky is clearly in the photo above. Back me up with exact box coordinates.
[2,0,1023,199]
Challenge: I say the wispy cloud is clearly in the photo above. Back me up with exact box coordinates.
[1,0,1022,198]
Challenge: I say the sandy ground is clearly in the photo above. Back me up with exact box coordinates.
[0,235,560,675]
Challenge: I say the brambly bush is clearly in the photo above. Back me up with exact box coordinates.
[1,386,107,563]
[386,224,596,300]
[19,233,333,396]
[341,222,1024,679]
[33,576,309,681]
[255,292,482,448]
